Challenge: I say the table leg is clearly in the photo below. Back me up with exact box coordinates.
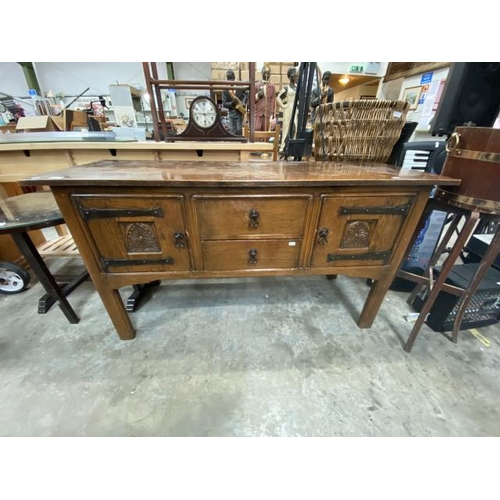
[38,270,89,314]
[357,273,394,328]
[91,277,136,340]
[450,225,500,343]
[11,232,80,324]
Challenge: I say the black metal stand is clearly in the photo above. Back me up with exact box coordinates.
[11,232,80,324]
[126,281,161,312]
[283,62,318,161]
[38,270,89,314]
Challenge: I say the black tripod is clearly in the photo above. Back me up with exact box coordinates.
[282,62,320,161]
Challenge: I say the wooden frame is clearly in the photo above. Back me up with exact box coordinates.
[242,124,281,161]
[142,62,257,142]
[402,86,422,110]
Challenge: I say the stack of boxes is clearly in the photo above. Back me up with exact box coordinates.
[210,62,241,81]
[266,62,297,93]
[210,62,297,92]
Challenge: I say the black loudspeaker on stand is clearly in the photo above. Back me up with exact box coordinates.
[431,62,500,136]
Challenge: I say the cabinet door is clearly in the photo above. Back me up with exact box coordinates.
[311,194,413,268]
[73,195,190,272]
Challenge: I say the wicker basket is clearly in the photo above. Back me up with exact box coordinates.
[313,99,410,162]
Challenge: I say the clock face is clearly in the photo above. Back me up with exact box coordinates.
[191,97,217,129]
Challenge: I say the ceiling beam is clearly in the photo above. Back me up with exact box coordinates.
[383,62,450,82]
[17,62,41,94]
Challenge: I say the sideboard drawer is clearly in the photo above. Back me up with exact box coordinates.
[72,195,191,272]
[202,239,301,271]
[311,194,414,267]
[195,195,311,239]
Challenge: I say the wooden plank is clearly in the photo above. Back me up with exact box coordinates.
[0,141,271,152]
[0,141,273,182]
[37,235,80,257]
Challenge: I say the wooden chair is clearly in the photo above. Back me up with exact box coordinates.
[243,124,281,161]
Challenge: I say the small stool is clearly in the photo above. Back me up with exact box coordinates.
[397,193,500,352]
[397,126,500,352]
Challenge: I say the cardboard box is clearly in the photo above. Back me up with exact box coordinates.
[211,69,226,81]
[63,110,89,131]
[50,115,65,131]
[16,116,60,132]
[211,62,239,70]
[268,63,281,75]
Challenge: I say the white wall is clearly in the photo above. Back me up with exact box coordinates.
[174,62,211,81]
[1,62,212,99]
[335,82,379,101]
[34,62,169,98]
[0,62,30,96]
[171,62,211,101]
[1,62,212,121]
[376,77,404,100]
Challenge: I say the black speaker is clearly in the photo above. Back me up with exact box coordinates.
[431,62,500,137]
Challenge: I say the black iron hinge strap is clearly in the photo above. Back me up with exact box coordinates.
[100,257,174,271]
[327,251,391,263]
[81,207,164,220]
[339,204,410,215]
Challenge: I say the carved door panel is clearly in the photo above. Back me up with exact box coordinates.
[311,194,413,268]
[72,195,190,272]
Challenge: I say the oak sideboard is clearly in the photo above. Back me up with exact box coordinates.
[25,160,460,340]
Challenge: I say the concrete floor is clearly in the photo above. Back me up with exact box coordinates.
[1,255,499,437]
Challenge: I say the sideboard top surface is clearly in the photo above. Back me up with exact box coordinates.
[24,160,461,188]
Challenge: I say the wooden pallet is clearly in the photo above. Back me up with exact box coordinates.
[37,235,80,257]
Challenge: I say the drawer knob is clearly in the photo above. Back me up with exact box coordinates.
[249,209,259,228]
[174,232,187,248]
[318,227,329,245]
[248,248,258,265]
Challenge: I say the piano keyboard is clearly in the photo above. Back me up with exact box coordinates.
[401,150,432,172]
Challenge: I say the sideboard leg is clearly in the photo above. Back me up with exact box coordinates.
[357,276,393,328]
[93,278,136,340]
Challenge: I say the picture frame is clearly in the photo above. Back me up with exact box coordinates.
[185,97,194,109]
[402,86,422,110]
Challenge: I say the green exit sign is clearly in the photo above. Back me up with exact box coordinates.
[349,65,364,74]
